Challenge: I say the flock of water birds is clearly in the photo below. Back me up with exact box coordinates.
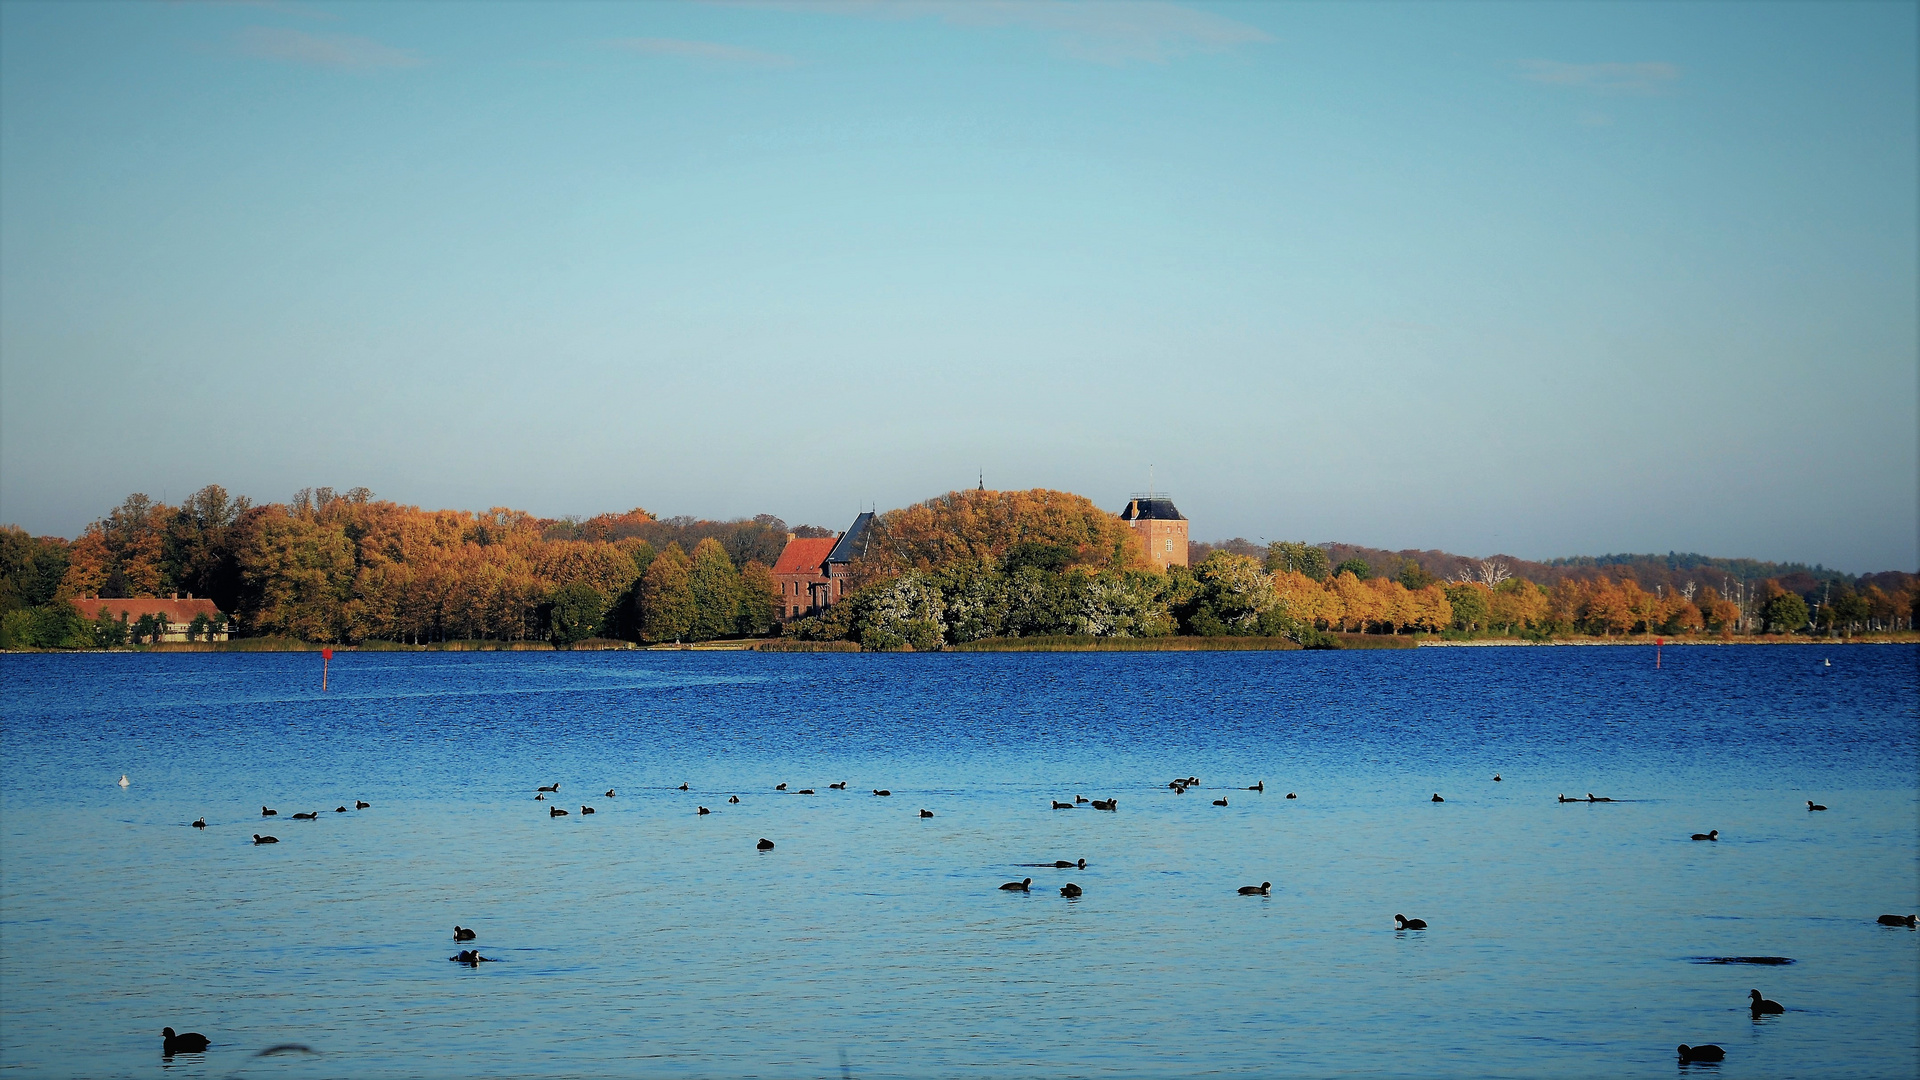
[145,769,1917,1065]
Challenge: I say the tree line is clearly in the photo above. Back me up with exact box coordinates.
[1,484,1912,650]
[0,486,796,648]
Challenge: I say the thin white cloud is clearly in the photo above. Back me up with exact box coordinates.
[732,0,1273,65]
[1517,60,1679,95]
[607,37,798,67]
[234,26,423,69]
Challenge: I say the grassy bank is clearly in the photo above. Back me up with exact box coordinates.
[752,640,862,652]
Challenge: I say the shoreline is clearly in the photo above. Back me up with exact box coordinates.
[5,634,1913,655]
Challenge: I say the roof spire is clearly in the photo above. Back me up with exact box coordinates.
[978,467,984,491]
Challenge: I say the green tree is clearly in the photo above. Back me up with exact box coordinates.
[1264,541,1331,581]
[687,537,742,641]
[735,560,780,636]
[640,543,696,643]
[1444,584,1490,632]
[1397,558,1437,590]
[1763,592,1809,634]
[1334,557,1372,580]
[548,580,606,646]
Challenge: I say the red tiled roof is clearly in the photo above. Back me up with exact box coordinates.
[68,596,223,623]
[771,537,838,577]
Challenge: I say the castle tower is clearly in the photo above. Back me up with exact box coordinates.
[1118,495,1189,570]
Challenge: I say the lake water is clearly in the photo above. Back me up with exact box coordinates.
[1,645,1915,1078]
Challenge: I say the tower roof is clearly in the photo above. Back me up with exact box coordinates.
[826,511,875,564]
[1118,496,1185,522]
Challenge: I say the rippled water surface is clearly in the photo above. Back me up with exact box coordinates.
[2,645,1916,1078]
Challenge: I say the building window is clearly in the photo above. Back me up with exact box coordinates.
[1164,538,1173,551]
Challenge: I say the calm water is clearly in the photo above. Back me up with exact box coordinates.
[1,645,1915,1079]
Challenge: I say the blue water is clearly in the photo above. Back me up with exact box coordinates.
[1,645,1915,1079]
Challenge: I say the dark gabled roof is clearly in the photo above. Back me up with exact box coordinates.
[826,512,874,564]
[1118,497,1185,522]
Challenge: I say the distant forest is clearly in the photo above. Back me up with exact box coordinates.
[1,484,1913,650]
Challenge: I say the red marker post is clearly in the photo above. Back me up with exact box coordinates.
[322,645,333,691]
[1655,636,1663,670]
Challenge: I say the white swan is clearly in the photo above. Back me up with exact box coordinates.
[118,774,129,787]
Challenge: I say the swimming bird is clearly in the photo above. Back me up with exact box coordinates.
[1431,794,1444,803]
[335,806,347,813]
[1557,794,1576,803]
[1075,795,1088,803]
[678,783,688,791]
[119,775,130,788]
[1878,914,1917,927]
[1677,1044,1725,1063]
[253,834,278,844]
[262,806,277,816]
[291,811,317,820]
[535,794,545,801]
[830,782,846,790]
[1807,801,1827,811]
[798,789,815,795]
[162,1027,209,1055]
[581,806,594,814]
[1000,878,1032,892]
[450,949,494,964]
[1749,989,1784,1014]
[454,926,476,941]
[605,789,616,797]
[776,783,787,791]
[1493,774,1502,782]
[1239,882,1272,896]
[920,809,933,818]
[538,782,558,792]
[1174,784,1187,794]
[1092,798,1116,811]
[1692,830,1719,841]
[757,838,774,850]
[550,807,567,817]
[356,800,369,809]
[1285,792,1296,799]
[1052,800,1074,810]
[697,806,710,815]
[191,818,206,829]
[873,789,891,796]
[728,795,739,804]
[1168,781,1185,790]
[1586,793,1613,802]
[1056,859,1087,869]
[1249,781,1264,791]
[1060,883,1082,898]
[1394,914,1427,930]
[1213,797,1229,806]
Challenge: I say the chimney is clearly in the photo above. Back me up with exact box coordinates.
[185,592,192,600]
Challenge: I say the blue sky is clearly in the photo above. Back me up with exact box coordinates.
[1,1,1913,571]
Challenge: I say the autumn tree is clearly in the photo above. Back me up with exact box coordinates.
[860,489,1144,578]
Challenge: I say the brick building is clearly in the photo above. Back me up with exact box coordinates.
[771,512,874,620]
[68,594,230,641]
[1118,495,1189,570]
